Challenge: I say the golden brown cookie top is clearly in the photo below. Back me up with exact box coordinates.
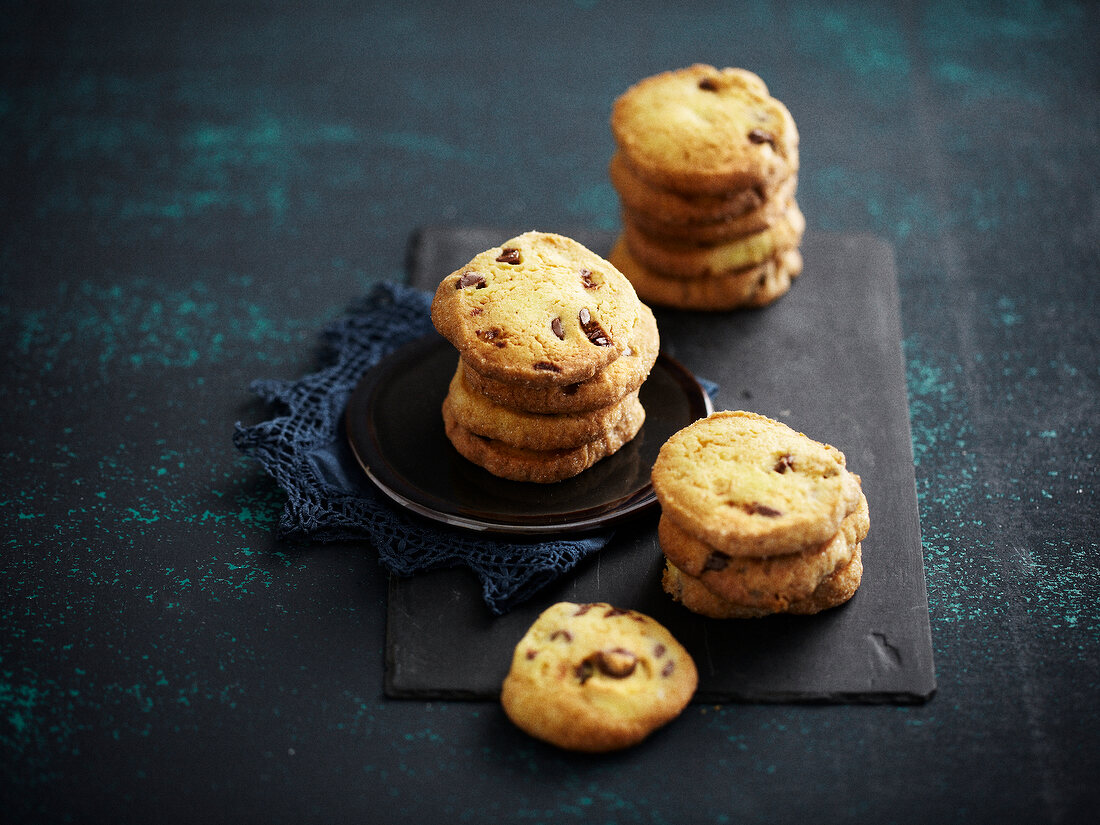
[431,231,642,386]
[458,300,659,414]
[651,411,863,556]
[611,64,799,195]
[500,601,697,752]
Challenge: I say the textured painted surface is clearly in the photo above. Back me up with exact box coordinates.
[2,1,1098,823]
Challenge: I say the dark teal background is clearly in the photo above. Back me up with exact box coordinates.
[2,1,1097,823]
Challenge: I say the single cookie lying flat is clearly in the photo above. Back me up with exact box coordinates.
[501,602,697,752]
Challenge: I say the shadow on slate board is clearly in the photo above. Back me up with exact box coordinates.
[385,226,936,704]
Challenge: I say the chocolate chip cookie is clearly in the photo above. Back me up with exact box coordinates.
[662,545,865,619]
[432,231,658,483]
[651,411,869,619]
[652,411,863,557]
[659,489,868,610]
[611,153,798,244]
[610,237,802,311]
[458,301,659,414]
[442,394,645,483]
[444,362,644,451]
[610,64,799,195]
[431,230,642,386]
[501,601,697,752]
[622,201,805,280]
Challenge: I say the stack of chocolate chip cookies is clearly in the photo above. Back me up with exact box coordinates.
[430,230,659,483]
[607,64,804,311]
[651,411,869,618]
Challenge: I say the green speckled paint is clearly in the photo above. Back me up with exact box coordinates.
[809,165,940,240]
[567,183,620,231]
[792,3,911,100]
[5,274,336,383]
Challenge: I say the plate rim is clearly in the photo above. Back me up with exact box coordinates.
[344,333,712,535]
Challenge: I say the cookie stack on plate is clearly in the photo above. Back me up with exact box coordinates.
[651,411,869,618]
[607,64,804,311]
[430,230,659,483]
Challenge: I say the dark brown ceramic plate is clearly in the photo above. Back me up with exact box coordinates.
[345,333,712,534]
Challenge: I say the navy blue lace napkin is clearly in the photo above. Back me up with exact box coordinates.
[233,281,612,615]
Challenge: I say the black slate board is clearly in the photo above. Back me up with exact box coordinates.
[386,226,936,703]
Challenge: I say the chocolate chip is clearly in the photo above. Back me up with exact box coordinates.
[549,629,572,643]
[698,77,719,92]
[773,453,795,473]
[594,648,637,679]
[702,551,731,572]
[578,307,612,347]
[496,248,521,264]
[533,361,561,372]
[744,502,783,517]
[748,128,777,148]
[573,604,594,616]
[653,644,666,658]
[526,648,538,660]
[477,328,506,347]
[580,269,600,289]
[551,317,565,340]
[575,659,595,684]
[561,382,581,395]
[469,307,483,316]
[661,661,675,678]
[457,271,486,289]
[604,606,630,618]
